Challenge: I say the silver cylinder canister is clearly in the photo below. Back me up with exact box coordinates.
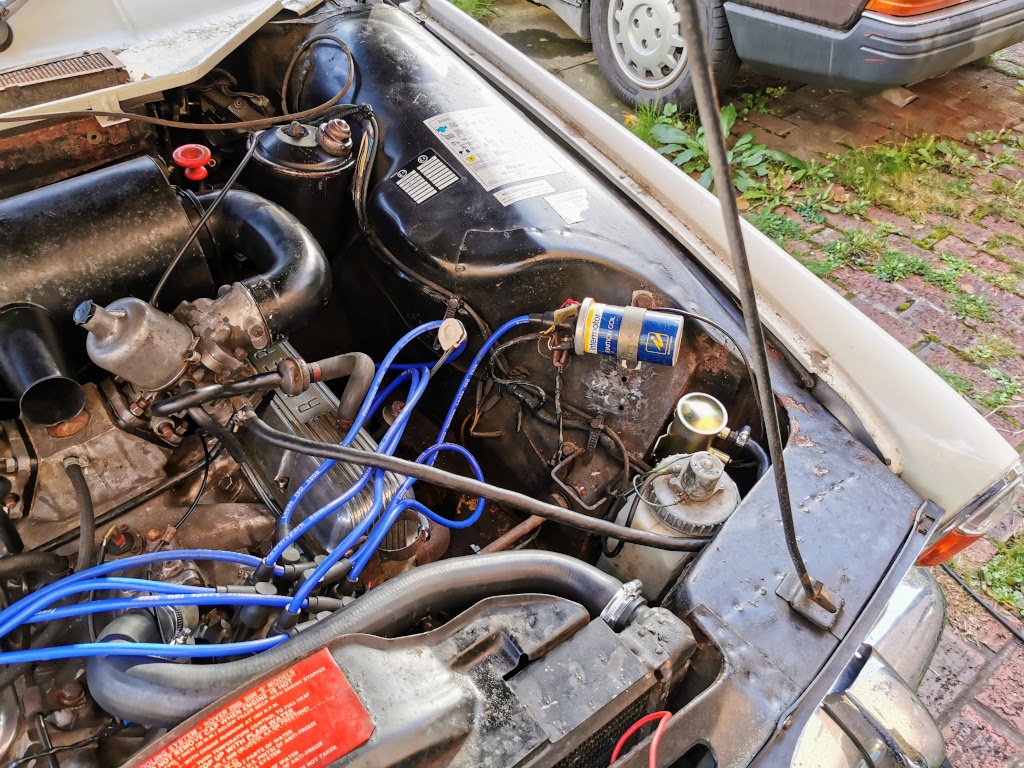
[656,392,729,457]
[75,298,194,392]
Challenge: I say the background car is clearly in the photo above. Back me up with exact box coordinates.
[528,0,1024,107]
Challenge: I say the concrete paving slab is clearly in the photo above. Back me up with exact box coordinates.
[488,0,596,75]
[488,0,628,120]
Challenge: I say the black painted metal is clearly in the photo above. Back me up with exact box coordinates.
[0,155,213,326]
[196,189,331,341]
[0,304,85,425]
[245,123,355,258]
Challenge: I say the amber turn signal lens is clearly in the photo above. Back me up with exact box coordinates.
[916,462,1024,567]
[915,529,982,567]
[866,0,967,15]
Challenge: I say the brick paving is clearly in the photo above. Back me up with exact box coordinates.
[490,5,1024,761]
[723,47,1024,767]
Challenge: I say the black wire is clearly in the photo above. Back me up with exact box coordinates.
[657,307,762,426]
[941,563,1024,644]
[6,723,123,768]
[244,413,710,552]
[172,434,212,532]
[281,35,349,115]
[149,139,258,308]
[0,44,356,132]
[602,489,643,559]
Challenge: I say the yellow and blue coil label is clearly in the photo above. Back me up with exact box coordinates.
[581,302,683,366]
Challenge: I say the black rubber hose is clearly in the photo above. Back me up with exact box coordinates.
[150,373,282,417]
[743,440,770,479]
[0,463,97,692]
[86,552,623,727]
[0,477,23,554]
[197,190,331,340]
[186,408,247,467]
[150,352,373,421]
[41,443,222,553]
[64,463,97,574]
[0,552,68,579]
[314,352,374,425]
[243,412,710,552]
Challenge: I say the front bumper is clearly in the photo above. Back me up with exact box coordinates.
[789,568,947,768]
[724,0,1024,93]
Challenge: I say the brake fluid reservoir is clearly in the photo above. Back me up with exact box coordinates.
[598,452,739,600]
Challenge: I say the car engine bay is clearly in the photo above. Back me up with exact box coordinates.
[0,3,929,766]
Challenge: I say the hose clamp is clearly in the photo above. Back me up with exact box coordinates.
[600,579,646,631]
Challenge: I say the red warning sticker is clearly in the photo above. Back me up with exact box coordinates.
[137,648,374,768]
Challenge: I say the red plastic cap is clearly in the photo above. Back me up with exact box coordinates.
[172,144,213,181]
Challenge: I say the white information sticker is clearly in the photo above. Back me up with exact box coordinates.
[425,106,564,191]
[545,189,590,224]
[493,180,556,207]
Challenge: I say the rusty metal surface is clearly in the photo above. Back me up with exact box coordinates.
[0,48,127,112]
[16,384,172,532]
[0,115,154,198]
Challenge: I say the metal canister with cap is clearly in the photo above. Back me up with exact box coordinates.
[655,392,730,457]
[572,297,684,366]
[245,119,355,257]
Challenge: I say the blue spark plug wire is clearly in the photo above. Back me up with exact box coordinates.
[347,443,485,579]
[0,550,277,640]
[266,366,430,566]
[343,316,530,580]
[277,321,443,531]
[26,593,297,624]
[0,636,286,665]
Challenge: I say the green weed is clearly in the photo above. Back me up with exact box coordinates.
[933,368,975,396]
[633,103,805,192]
[978,369,1022,409]
[965,334,1018,365]
[449,0,497,19]
[874,252,930,282]
[972,532,1024,614]
[750,211,804,243]
[949,294,996,323]
[736,86,789,117]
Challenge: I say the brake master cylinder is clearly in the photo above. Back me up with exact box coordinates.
[599,450,740,600]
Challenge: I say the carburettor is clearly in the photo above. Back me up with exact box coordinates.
[74,289,270,442]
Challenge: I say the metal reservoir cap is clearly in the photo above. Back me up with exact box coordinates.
[573,297,683,366]
[659,392,729,456]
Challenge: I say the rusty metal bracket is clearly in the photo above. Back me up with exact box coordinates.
[776,572,844,630]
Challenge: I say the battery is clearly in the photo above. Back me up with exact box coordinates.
[573,297,684,366]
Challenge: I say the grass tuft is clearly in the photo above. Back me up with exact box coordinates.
[449,0,497,20]
[972,531,1024,614]
[933,368,975,396]
[949,294,995,323]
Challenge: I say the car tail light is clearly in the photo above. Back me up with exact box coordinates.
[916,461,1024,566]
[866,0,968,15]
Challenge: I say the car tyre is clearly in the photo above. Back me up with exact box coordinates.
[590,0,739,109]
